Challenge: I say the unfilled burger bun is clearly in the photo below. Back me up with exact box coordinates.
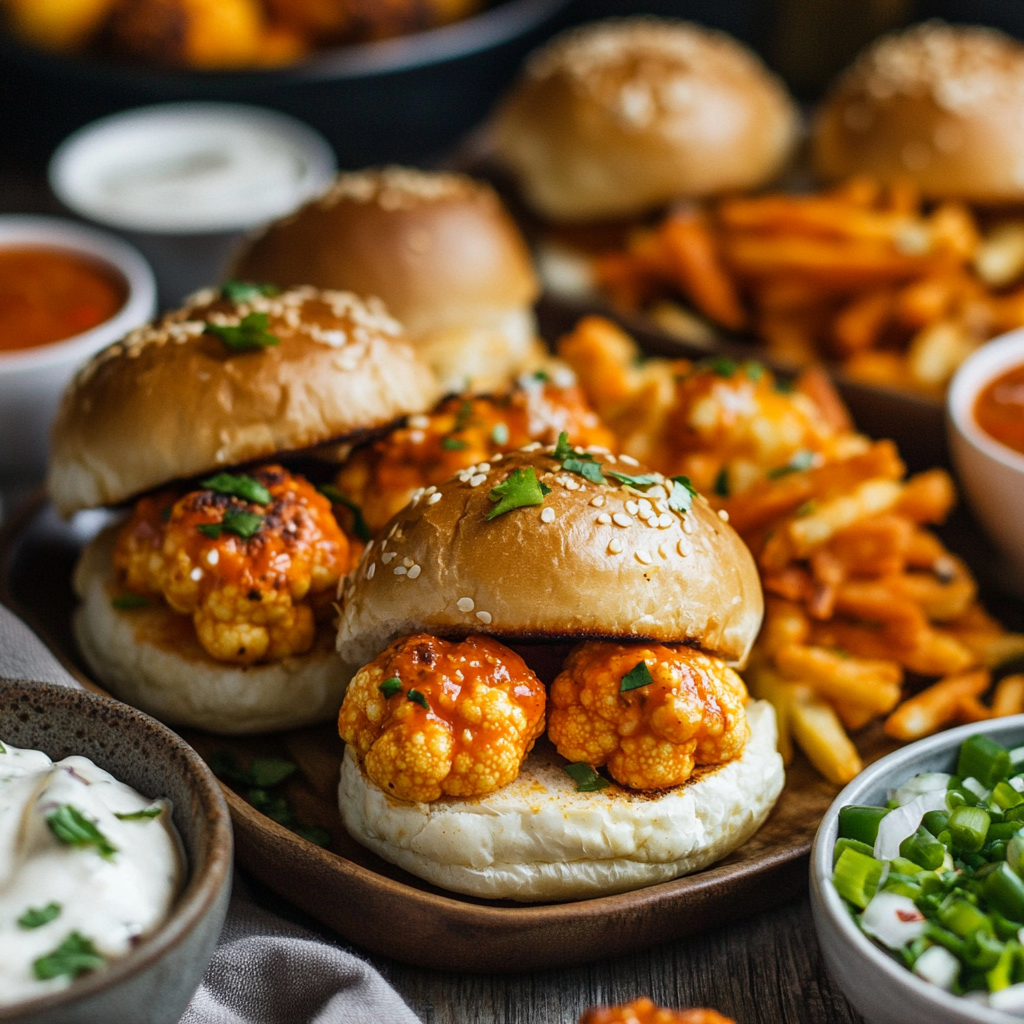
[491,18,799,222]
[336,446,764,672]
[73,528,344,734]
[48,285,439,517]
[340,700,782,901]
[813,22,1024,202]
[233,168,543,393]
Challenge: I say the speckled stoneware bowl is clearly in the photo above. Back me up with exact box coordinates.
[0,679,232,1024]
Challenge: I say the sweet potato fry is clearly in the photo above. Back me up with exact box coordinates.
[992,674,1024,718]
[884,669,990,740]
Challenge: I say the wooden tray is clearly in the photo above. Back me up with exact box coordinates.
[0,491,903,973]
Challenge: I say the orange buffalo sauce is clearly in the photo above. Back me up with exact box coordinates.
[0,247,126,352]
[975,363,1024,456]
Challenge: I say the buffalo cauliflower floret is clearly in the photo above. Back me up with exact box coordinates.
[548,641,749,791]
[113,465,350,664]
[580,999,735,1024]
[338,634,546,803]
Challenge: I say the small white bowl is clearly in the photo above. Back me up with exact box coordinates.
[810,716,1024,1024]
[0,216,155,475]
[948,330,1024,596]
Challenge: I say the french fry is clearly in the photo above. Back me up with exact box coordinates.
[895,469,956,525]
[884,669,990,740]
[795,365,854,434]
[774,643,902,715]
[760,598,810,655]
[789,692,863,784]
[828,514,912,577]
[745,664,796,764]
[893,273,961,329]
[890,567,976,622]
[992,674,1024,718]
[973,222,1024,288]
[896,628,976,677]
[955,696,992,724]
[948,629,1024,669]
[832,289,895,355]
[906,319,978,390]
[810,621,893,663]
[833,699,877,732]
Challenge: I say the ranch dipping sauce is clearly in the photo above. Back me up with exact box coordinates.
[0,740,183,1005]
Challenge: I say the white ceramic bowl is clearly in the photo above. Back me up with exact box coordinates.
[0,216,155,475]
[810,716,1024,1024]
[948,331,1024,595]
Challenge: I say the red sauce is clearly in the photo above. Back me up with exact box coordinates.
[975,363,1024,456]
[0,247,126,352]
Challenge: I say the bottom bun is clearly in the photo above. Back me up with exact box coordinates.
[338,699,783,901]
[73,528,346,735]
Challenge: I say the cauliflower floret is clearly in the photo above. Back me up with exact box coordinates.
[580,999,735,1024]
[338,634,546,803]
[113,466,349,665]
[548,642,749,791]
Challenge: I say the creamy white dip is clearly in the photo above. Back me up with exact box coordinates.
[0,741,183,1005]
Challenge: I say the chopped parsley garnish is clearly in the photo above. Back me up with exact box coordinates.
[317,484,371,542]
[713,467,730,498]
[532,369,550,382]
[111,594,149,610]
[552,431,606,484]
[204,312,280,352]
[767,450,816,479]
[563,763,610,793]
[407,689,429,710]
[453,398,474,432]
[699,356,738,378]
[486,467,551,520]
[796,500,818,518]
[620,661,654,692]
[197,509,263,540]
[18,902,61,929]
[491,422,509,446]
[114,805,163,821]
[33,932,104,981]
[246,789,329,846]
[221,280,280,303]
[47,805,118,860]
[379,677,402,699]
[200,472,271,505]
[552,432,573,461]
[667,475,697,515]
[745,362,765,382]
[773,377,796,394]
[441,437,468,451]
[605,470,658,490]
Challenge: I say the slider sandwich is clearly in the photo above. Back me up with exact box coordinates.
[334,439,784,900]
[49,283,439,734]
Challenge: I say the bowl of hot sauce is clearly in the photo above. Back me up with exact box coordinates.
[948,328,1024,595]
[0,216,155,474]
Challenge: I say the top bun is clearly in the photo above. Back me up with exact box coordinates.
[813,21,1024,202]
[49,286,440,516]
[490,18,799,222]
[336,446,763,673]
[232,168,542,392]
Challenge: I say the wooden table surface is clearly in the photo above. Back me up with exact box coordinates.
[0,163,865,1024]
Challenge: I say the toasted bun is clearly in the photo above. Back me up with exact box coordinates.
[73,527,345,734]
[339,698,782,901]
[491,18,799,222]
[813,22,1024,202]
[48,285,439,516]
[337,447,763,672]
[232,168,542,392]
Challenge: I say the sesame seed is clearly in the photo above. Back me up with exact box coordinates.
[403,557,414,567]
[613,513,633,527]
[407,565,421,579]
[608,539,623,554]
[394,566,407,575]
[477,463,490,473]
[190,567,203,581]
[457,597,475,612]
[591,495,606,507]
[626,500,639,515]
[638,498,652,512]
[492,453,503,461]
[597,513,612,524]
[367,562,376,579]
[731,595,742,605]
[619,455,639,466]
[682,517,694,534]
[382,552,396,564]
[635,551,652,564]
[564,478,580,491]
[677,539,691,557]
[408,414,430,429]
[658,542,670,559]
[658,514,674,528]
[521,442,542,452]
[470,473,487,487]
[428,493,443,505]
[425,486,437,495]
[541,507,556,523]
[476,610,492,624]
[408,430,425,445]
[604,453,617,464]
[718,508,730,521]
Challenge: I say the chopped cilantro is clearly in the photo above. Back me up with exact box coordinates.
[197,509,263,541]
[379,677,402,699]
[293,824,331,847]
[767,450,816,479]
[606,470,658,490]
[700,356,738,378]
[18,902,61,929]
[114,805,162,821]
[111,594,149,610]
[317,484,371,543]
[0,740,5,754]
[773,377,796,394]
[796,500,818,518]
[491,422,510,446]
[713,467,730,498]
[407,689,429,710]
[441,437,468,451]
[453,399,474,432]
[668,475,697,515]
[200,472,271,505]
[532,369,550,382]
[563,763,610,793]
[197,523,221,539]
[552,431,573,462]
[47,805,118,860]
[221,280,280,303]
[552,431,606,483]
[204,312,280,352]
[33,932,104,981]
[486,467,551,520]
[620,661,654,692]
[745,362,765,382]
[208,751,298,788]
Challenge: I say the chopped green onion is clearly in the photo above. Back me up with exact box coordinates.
[379,677,402,699]
[900,827,946,871]
[923,921,968,959]
[949,805,991,853]
[200,472,271,505]
[407,689,429,710]
[832,848,883,909]
[984,863,1024,923]
[838,805,890,846]
[987,940,1019,991]
[563,763,609,793]
[992,781,1024,811]
[964,930,1004,970]
[833,837,874,866]
[620,661,654,693]
[922,810,950,837]
[959,735,1011,789]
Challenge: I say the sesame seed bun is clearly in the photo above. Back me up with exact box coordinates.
[73,527,345,734]
[232,167,544,393]
[339,699,782,901]
[490,18,799,222]
[812,21,1024,202]
[48,285,440,517]
[336,446,764,674]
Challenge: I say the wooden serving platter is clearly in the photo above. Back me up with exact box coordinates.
[0,491,902,973]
